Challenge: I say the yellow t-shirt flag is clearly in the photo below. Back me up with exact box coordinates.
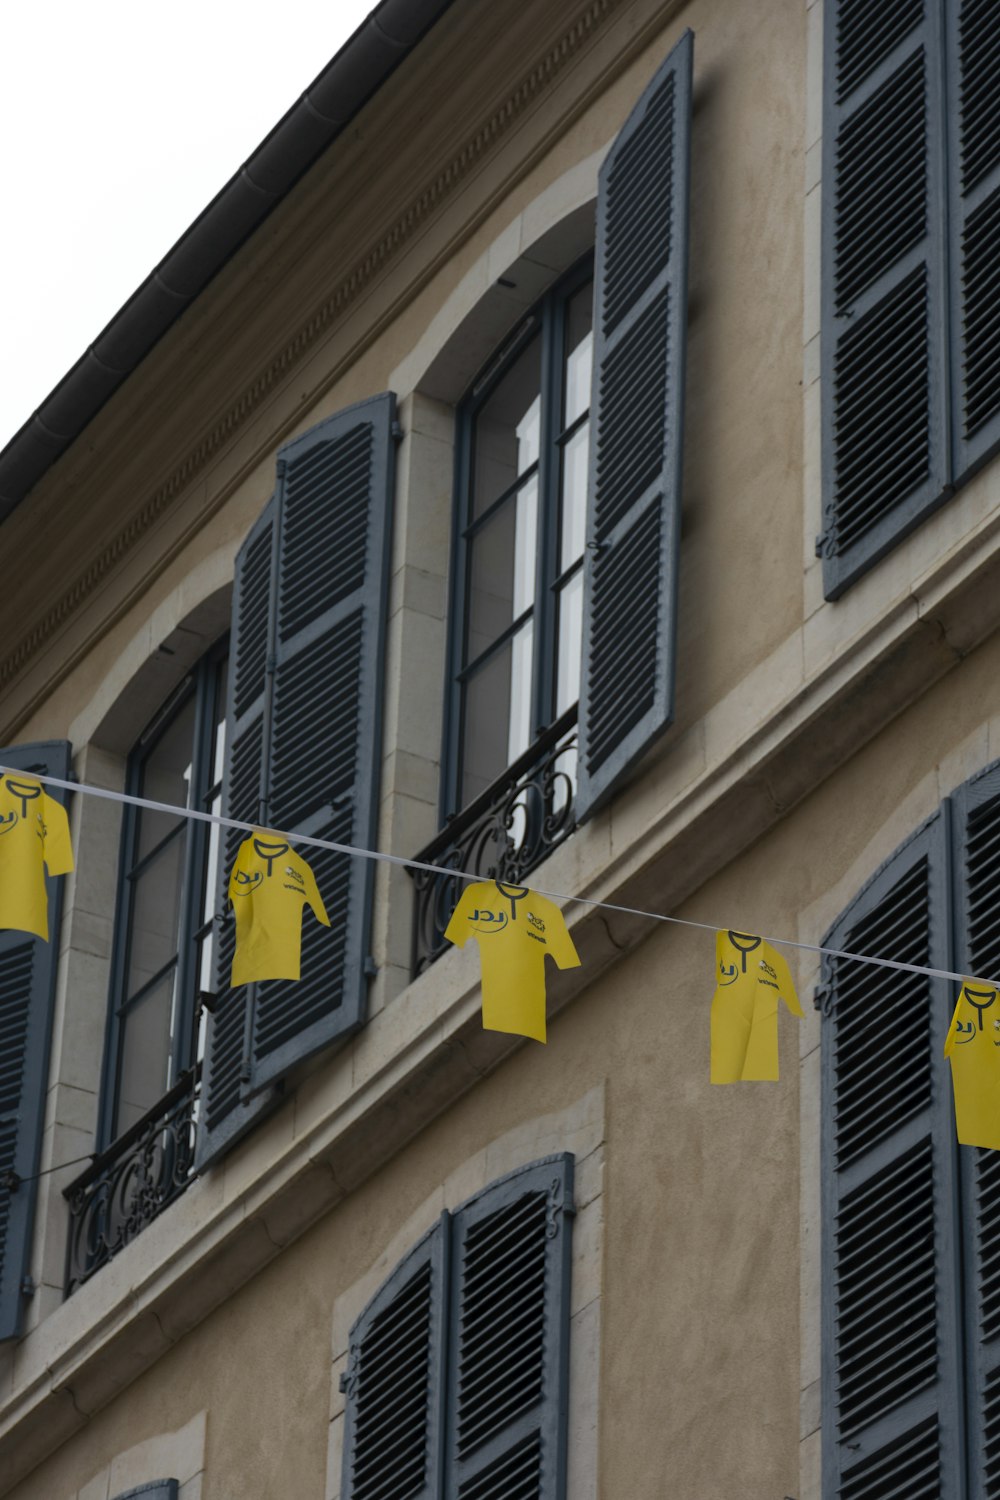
[710,930,803,1083]
[229,833,330,987]
[945,979,1000,1150]
[444,880,581,1043]
[0,774,74,941]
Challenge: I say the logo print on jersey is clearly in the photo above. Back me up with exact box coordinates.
[470,908,508,934]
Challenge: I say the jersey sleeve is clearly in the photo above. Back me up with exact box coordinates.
[543,903,581,971]
[42,795,74,876]
[764,941,803,1018]
[444,883,481,949]
[301,854,331,927]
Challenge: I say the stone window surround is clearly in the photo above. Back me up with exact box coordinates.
[60,1409,206,1500]
[324,1086,605,1500]
[17,580,233,1341]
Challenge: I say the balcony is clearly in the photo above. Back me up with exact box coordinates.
[410,709,578,974]
[64,1067,199,1295]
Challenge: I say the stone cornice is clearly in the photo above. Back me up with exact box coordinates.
[0,0,673,738]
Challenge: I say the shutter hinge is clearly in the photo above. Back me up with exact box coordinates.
[363,956,378,980]
[813,981,831,1016]
[814,532,827,559]
[338,1372,347,1393]
[276,457,288,479]
[19,1275,35,1299]
[265,653,277,677]
[1,1169,21,1194]
[391,420,404,444]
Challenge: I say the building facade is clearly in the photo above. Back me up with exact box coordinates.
[0,0,998,1496]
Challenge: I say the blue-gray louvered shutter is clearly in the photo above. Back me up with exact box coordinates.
[819,0,949,598]
[445,1154,574,1499]
[247,393,396,1094]
[819,813,964,1497]
[110,1484,179,1500]
[947,0,1000,484]
[0,740,71,1342]
[341,1217,448,1500]
[574,31,692,822]
[952,762,1000,1499]
[195,498,278,1171]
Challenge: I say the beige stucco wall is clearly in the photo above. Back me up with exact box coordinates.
[7,619,1000,1500]
[4,0,1000,1494]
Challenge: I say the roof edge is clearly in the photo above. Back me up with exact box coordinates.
[0,0,454,519]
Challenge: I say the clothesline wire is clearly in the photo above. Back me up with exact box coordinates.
[0,1152,97,1197]
[3,764,990,992]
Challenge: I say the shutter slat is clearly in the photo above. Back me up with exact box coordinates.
[343,1220,446,1500]
[447,1156,573,1500]
[821,811,964,1496]
[949,0,1000,478]
[835,0,924,101]
[953,766,1000,1497]
[576,32,691,820]
[247,394,395,1096]
[821,0,948,598]
[195,502,275,1176]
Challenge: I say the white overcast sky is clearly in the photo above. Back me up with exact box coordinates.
[0,0,376,451]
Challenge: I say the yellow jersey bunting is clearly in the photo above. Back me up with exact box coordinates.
[445,879,581,1043]
[229,833,330,986]
[0,774,74,941]
[945,979,1000,1150]
[710,930,803,1083]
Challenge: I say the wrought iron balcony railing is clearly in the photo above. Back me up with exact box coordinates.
[409,709,578,975]
[64,1066,199,1295]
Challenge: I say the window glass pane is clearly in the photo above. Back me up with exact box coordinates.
[508,622,533,763]
[563,282,594,428]
[467,478,537,663]
[556,570,584,717]
[560,421,589,572]
[116,972,176,1134]
[210,655,229,784]
[472,336,542,517]
[125,832,187,998]
[461,621,533,806]
[136,693,197,859]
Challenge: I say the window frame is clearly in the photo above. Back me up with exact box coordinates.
[98,636,229,1148]
[441,253,594,822]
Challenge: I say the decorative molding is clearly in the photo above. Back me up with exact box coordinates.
[0,0,623,715]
